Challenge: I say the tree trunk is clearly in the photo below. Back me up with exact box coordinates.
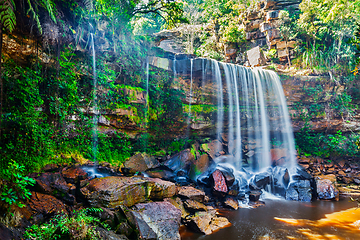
[285,42,291,67]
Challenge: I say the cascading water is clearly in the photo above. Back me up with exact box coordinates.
[171,57,297,197]
[90,33,98,161]
[188,59,194,125]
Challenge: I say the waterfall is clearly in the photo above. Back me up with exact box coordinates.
[90,33,98,161]
[172,58,296,171]
[188,59,194,123]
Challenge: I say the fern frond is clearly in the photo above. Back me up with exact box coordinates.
[26,0,42,34]
[40,0,56,24]
[0,0,16,32]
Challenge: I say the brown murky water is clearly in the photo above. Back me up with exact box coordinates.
[181,197,360,240]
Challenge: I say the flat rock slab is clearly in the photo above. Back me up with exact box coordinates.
[184,211,231,235]
[177,186,205,202]
[80,176,176,208]
[129,202,182,240]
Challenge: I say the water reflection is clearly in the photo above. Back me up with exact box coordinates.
[181,198,358,240]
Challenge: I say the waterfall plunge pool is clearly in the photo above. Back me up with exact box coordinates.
[181,197,359,240]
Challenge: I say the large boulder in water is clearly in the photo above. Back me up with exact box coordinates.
[80,176,176,208]
[250,169,271,190]
[122,153,160,175]
[315,175,339,201]
[127,202,182,240]
[184,211,231,235]
[285,180,312,202]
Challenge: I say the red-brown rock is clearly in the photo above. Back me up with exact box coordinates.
[212,170,228,195]
[27,192,67,217]
[61,167,88,184]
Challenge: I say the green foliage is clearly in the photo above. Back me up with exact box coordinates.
[24,208,108,240]
[26,0,57,34]
[294,0,360,71]
[0,0,16,32]
[296,124,360,158]
[0,160,35,209]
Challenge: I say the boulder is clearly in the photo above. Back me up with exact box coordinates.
[80,176,176,208]
[61,167,88,184]
[315,175,339,201]
[129,202,182,240]
[224,197,239,210]
[163,149,195,173]
[164,197,189,218]
[145,168,175,180]
[285,180,312,202]
[252,171,271,189]
[216,165,235,186]
[27,192,68,220]
[177,186,206,202]
[183,199,207,212]
[291,166,312,180]
[246,19,264,31]
[189,154,210,180]
[123,153,160,175]
[96,227,129,240]
[249,191,262,202]
[200,141,220,160]
[184,211,231,235]
[35,172,76,204]
[211,170,228,195]
[42,164,59,172]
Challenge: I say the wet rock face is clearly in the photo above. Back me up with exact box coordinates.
[129,202,182,240]
[80,176,176,208]
[316,175,339,201]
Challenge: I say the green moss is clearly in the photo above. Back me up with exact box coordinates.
[201,143,210,153]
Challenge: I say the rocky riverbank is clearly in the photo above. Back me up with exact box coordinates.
[2,146,359,239]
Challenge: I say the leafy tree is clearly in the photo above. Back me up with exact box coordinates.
[278,10,298,66]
